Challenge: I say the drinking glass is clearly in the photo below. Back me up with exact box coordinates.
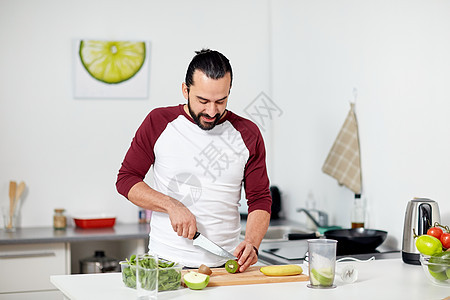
[307,239,337,289]
[136,253,158,299]
[2,206,17,232]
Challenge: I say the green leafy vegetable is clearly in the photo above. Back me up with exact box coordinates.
[120,255,181,291]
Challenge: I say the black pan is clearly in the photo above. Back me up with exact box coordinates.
[324,228,387,254]
[288,228,387,255]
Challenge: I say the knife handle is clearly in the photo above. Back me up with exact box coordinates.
[193,232,200,239]
[287,233,319,240]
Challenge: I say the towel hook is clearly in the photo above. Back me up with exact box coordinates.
[351,87,358,105]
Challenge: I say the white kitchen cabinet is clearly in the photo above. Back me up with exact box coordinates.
[0,224,149,298]
[0,243,70,298]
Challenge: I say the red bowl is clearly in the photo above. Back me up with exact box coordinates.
[73,215,116,229]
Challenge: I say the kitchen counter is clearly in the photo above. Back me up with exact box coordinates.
[0,223,150,281]
[0,223,149,245]
[51,258,450,300]
[257,239,400,265]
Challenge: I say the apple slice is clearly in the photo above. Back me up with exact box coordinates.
[183,271,210,290]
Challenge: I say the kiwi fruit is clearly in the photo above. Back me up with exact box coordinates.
[225,259,240,273]
[198,264,212,275]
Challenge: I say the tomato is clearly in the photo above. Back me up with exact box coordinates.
[416,235,443,256]
[427,227,443,240]
[441,232,450,249]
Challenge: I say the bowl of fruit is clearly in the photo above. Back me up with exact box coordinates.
[420,253,450,287]
[416,222,450,287]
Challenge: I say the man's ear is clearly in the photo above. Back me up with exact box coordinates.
[182,82,189,100]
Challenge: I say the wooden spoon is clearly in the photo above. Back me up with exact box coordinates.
[8,181,17,229]
[13,181,26,212]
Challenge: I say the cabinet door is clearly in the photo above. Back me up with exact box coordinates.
[0,243,68,294]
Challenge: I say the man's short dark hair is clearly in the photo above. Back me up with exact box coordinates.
[185,49,233,90]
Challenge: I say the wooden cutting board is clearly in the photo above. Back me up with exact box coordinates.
[182,265,309,287]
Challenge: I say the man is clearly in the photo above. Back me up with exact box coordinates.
[116,49,271,272]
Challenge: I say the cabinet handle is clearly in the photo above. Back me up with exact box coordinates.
[0,251,56,259]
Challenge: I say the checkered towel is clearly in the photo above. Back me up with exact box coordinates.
[322,103,362,194]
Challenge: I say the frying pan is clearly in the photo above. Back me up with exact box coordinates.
[288,228,388,254]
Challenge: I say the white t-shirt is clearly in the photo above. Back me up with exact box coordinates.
[116,104,271,267]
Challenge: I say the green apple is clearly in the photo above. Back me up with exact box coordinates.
[310,268,334,286]
[428,269,448,281]
[183,271,210,290]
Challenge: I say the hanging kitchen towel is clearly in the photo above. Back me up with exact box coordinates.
[322,103,362,194]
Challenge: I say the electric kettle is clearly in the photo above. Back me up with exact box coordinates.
[402,198,440,265]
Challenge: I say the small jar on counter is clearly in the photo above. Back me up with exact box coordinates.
[54,208,67,230]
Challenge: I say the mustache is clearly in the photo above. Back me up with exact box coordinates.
[198,112,221,120]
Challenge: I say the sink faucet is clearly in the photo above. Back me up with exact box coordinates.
[296,208,329,228]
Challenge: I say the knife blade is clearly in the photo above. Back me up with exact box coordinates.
[192,232,237,260]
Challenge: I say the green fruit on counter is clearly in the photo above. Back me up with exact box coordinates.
[183,271,210,290]
[310,268,334,286]
[428,251,450,273]
[225,259,240,274]
[446,268,450,278]
[428,269,448,281]
[416,235,442,256]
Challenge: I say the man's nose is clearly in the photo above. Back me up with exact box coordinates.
[205,102,219,117]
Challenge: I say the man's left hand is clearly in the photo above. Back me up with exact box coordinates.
[233,240,258,272]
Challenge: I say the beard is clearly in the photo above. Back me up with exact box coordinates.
[187,99,223,131]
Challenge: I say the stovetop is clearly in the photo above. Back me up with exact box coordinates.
[258,240,400,265]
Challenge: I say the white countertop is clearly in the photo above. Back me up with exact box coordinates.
[51,258,450,300]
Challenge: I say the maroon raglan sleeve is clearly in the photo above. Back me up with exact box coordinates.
[116,106,180,199]
[233,116,272,214]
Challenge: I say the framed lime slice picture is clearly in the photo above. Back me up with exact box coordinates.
[79,40,146,84]
[73,39,150,99]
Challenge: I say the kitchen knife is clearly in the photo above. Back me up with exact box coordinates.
[192,232,237,260]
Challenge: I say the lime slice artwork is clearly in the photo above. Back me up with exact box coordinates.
[79,40,146,84]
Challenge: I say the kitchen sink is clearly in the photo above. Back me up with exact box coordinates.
[240,225,312,242]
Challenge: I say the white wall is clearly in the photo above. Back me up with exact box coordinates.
[0,0,271,226]
[1,0,449,251]
[271,0,450,249]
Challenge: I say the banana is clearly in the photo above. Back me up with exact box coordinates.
[260,264,303,276]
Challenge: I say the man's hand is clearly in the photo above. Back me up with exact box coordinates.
[128,181,197,239]
[234,240,259,272]
[235,209,270,272]
[168,201,197,239]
